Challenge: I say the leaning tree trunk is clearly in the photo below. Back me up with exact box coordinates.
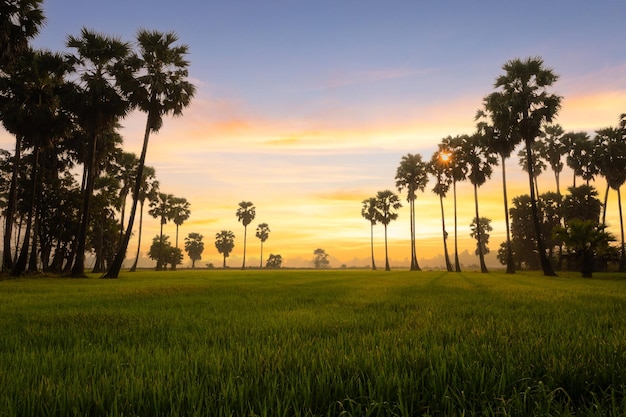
[438,193,453,272]
[410,199,420,271]
[384,224,390,271]
[618,187,626,272]
[500,154,515,274]
[129,199,145,272]
[525,139,556,276]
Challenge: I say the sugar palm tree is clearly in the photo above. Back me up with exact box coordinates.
[539,124,566,196]
[105,29,195,278]
[441,135,468,272]
[129,167,158,272]
[491,57,561,276]
[428,149,453,272]
[255,223,270,268]
[236,201,256,269]
[459,133,497,273]
[148,192,174,271]
[66,28,132,277]
[374,190,402,271]
[564,132,596,188]
[215,230,235,268]
[517,142,546,197]
[184,232,204,269]
[0,0,44,69]
[395,153,428,271]
[361,197,378,270]
[477,93,519,274]
[170,196,191,249]
[594,126,626,271]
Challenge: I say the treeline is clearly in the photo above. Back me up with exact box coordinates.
[363,58,625,278]
[0,1,195,277]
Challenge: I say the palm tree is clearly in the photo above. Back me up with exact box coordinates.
[395,153,428,271]
[236,201,256,269]
[492,57,561,276]
[129,167,158,272]
[104,29,195,278]
[148,192,174,271]
[517,143,546,197]
[477,93,519,274]
[215,230,235,268]
[428,149,453,272]
[0,0,45,69]
[540,124,566,196]
[441,135,468,272]
[594,126,626,271]
[184,232,204,269]
[170,196,191,249]
[255,223,270,268]
[459,133,497,273]
[361,197,378,270]
[564,132,596,188]
[66,28,132,277]
[112,150,138,242]
[374,190,402,271]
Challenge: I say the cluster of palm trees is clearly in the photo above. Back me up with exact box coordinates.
[363,57,626,276]
[214,201,272,269]
[0,2,195,278]
[146,193,191,270]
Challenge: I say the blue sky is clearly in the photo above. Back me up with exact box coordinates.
[2,0,625,268]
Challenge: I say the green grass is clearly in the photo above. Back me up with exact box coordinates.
[1,269,626,416]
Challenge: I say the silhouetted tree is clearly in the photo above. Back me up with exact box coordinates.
[374,190,402,271]
[313,248,329,269]
[215,230,235,268]
[266,254,282,268]
[184,232,204,268]
[361,197,378,270]
[236,201,255,269]
[255,223,270,268]
[428,148,453,271]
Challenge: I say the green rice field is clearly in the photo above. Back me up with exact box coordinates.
[1,269,626,416]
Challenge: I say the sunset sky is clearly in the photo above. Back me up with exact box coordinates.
[1,0,625,269]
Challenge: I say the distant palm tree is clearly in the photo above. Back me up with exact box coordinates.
[170,197,191,249]
[215,230,235,268]
[459,133,497,273]
[148,192,174,271]
[539,124,566,196]
[255,223,270,268]
[564,132,596,188]
[428,149,453,272]
[184,232,204,269]
[374,190,402,271]
[236,201,256,269]
[491,57,561,277]
[105,29,195,278]
[361,197,378,270]
[395,153,429,271]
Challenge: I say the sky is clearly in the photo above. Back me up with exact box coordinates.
[1,0,625,269]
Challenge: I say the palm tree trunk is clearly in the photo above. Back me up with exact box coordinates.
[223,254,227,268]
[384,224,390,271]
[602,183,609,225]
[3,136,21,272]
[618,187,626,272]
[129,200,145,272]
[104,108,154,278]
[500,154,515,274]
[259,241,264,268]
[474,184,488,273]
[242,226,247,269]
[525,139,556,276]
[453,180,461,272]
[410,199,420,271]
[156,221,164,271]
[370,222,377,270]
[439,193,453,272]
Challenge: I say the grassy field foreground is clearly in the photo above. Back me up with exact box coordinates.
[1,270,626,416]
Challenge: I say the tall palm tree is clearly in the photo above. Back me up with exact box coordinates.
[66,28,132,277]
[170,196,191,249]
[517,143,546,197]
[112,150,138,242]
[104,29,195,278]
[361,197,378,270]
[0,0,45,69]
[215,230,235,268]
[564,132,596,188]
[395,153,428,271]
[129,167,157,272]
[594,126,626,271]
[255,223,270,268]
[148,192,173,271]
[492,57,561,277]
[236,201,256,269]
[428,149,453,272]
[477,93,519,274]
[441,135,468,272]
[374,190,402,271]
[459,133,497,273]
